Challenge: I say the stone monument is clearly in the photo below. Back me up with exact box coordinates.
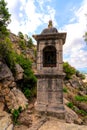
[33,20,67,118]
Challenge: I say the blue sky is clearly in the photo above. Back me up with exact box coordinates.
[6,0,87,73]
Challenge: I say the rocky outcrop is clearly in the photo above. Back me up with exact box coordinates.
[15,64,24,81]
[0,60,14,81]
[6,87,28,110]
[65,75,87,94]
[64,98,82,124]
[65,106,82,124]
[0,60,28,111]
[39,119,87,130]
[0,111,13,130]
[0,58,29,129]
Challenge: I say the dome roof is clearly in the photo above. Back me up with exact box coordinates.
[41,20,58,34]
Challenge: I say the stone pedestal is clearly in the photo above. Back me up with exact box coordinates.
[35,73,65,119]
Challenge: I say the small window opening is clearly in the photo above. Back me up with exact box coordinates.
[43,46,56,67]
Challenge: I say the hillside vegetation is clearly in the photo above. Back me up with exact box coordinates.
[0,0,87,129]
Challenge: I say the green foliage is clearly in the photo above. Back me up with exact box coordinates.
[0,38,16,71]
[0,0,11,38]
[23,88,32,98]
[67,101,87,116]
[16,54,36,82]
[23,86,37,99]
[76,70,85,79]
[18,32,24,39]
[67,102,74,109]
[76,109,87,116]
[63,87,68,93]
[15,54,37,98]
[63,62,76,80]
[12,106,22,124]
[75,95,87,102]
[27,37,34,48]
[19,39,26,50]
[31,86,37,97]
[18,32,26,50]
[15,54,32,76]
[80,74,86,80]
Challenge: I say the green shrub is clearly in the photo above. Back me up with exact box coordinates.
[12,106,22,124]
[23,88,32,98]
[0,0,11,38]
[76,109,87,116]
[18,32,24,39]
[63,87,68,93]
[0,38,16,71]
[27,37,34,48]
[76,70,85,79]
[63,62,76,80]
[15,54,37,83]
[19,39,26,50]
[15,54,37,98]
[67,102,74,109]
[31,86,37,97]
[75,95,87,102]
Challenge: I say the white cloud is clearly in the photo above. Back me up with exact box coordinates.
[6,0,56,35]
[63,0,87,71]
[6,0,18,9]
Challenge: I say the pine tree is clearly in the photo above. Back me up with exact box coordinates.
[0,0,11,38]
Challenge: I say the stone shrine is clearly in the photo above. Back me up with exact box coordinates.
[33,21,67,118]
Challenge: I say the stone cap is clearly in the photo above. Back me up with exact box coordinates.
[41,20,58,34]
[32,20,67,44]
[33,33,66,44]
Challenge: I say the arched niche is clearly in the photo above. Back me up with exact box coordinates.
[43,46,56,67]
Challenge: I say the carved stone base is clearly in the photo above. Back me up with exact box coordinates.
[35,103,65,119]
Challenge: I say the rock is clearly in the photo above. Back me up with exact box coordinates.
[63,98,69,105]
[0,60,28,112]
[15,64,24,81]
[0,62,14,81]
[1,88,10,96]
[0,102,5,111]
[7,124,13,130]
[5,87,28,110]
[9,81,16,88]
[74,118,83,125]
[78,102,87,112]
[39,119,87,130]
[14,125,28,130]
[83,116,87,125]
[69,75,85,91]
[18,111,32,127]
[65,106,82,124]
[0,111,13,130]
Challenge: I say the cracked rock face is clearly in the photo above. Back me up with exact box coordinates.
[14,64,24,81]
[5,87,28,110]
[0,61,14,81]
[0,60,28,130]
[0,111,13,130]
[0,60,28,111]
